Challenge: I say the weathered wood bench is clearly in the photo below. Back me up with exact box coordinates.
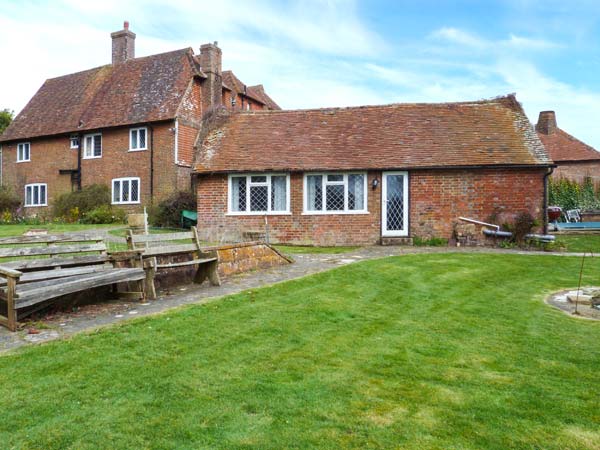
[127,227,220,298]
[0,233,153,331]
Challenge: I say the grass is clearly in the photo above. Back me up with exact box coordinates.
[555,233,600,253]
[1,253,600,449]
[0,223,122,238]
[274,244,359,254]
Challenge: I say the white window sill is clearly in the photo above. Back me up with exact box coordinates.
[128,148,147,152]
[24,204,47,208]
[226,212,292,216]
[112,202,141,205]
[16,160,31,163]
[302,211,370,216]
[83,155,102,160]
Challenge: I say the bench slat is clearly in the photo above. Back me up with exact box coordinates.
[0,264,113,287]
[0,243,107,259]
[0,233,104,245]
[14,268,145,309]
[156,257,217,269]
[1,255,110,271]
[130,232,193,243]
[139,244,199,257]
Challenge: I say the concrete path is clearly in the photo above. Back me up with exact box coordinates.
[0,245,589,353]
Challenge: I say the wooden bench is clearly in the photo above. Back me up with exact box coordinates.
[0,233,153,332]
[127,227,220,299]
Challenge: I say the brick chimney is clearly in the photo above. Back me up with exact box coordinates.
[111,21,136,65]
[199,42,223,112]
[536,111,557,135]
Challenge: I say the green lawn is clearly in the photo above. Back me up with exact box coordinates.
[555,234,600,253]
[0,223,121,238]
[1,253,599,449]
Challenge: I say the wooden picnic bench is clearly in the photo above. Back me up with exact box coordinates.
[0,233,154,332]
[127,226,220,299]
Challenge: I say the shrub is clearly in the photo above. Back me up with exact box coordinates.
[80,205,126,224]
[549,176,600,211]
[53,185,111,221]
[413,236,448,247]
[151,191,196,228]
[0,185,21,217]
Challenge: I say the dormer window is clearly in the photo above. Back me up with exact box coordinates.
[83,133,102,159]
[129,127,147,151]
[17,142,30,162]
[70,136,79,149]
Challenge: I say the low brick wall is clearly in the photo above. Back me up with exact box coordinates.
[152,241,291,290]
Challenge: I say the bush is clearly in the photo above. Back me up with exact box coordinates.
[0,185,21,217]
[549,176,600,211]
[151,191,196,228]
[53,185,111,221]
[80,205,126,224]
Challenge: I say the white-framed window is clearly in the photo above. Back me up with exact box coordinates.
[112,177,140,204]
[24,183,47,207]
[70,136,79,149]
[17,142,30,162]
[228,174,290,215]
[303,172,368,214]
[129,127,147,151]
[83,133,102,159]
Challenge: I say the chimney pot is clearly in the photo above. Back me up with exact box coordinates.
[536,111,557,135]
[124,20,129,30]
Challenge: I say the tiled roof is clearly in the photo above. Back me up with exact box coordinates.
[194,95,551,173]
[248,85,281,110]
[222,70,278,107]
[536,128,600,162]
[0,48,204,142]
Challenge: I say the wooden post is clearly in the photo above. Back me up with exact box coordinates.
[7,277,17,332]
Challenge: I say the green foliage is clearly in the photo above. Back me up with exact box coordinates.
[0,185,21,219]
[80,204,126,224]
[412,236,448,247]
[53,184,111,221]
[549,176,600,211]
[151,191,196,228]
[0,108,13,135]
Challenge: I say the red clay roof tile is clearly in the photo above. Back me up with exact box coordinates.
[536,128,600,162]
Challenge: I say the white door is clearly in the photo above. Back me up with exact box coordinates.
[382,171,409,237]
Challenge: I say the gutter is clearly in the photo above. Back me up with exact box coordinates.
[150,125,154,203]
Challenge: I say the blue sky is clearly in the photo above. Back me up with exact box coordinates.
[2,0,600,147]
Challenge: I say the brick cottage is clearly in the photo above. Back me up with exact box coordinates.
[0,22,279,214]
[193,95,553,245]
[535,111,600,183]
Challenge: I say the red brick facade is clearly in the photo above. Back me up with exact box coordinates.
[196,168,547,245]
[552,161,600,184]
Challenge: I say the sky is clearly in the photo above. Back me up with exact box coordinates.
[1,0,600,147]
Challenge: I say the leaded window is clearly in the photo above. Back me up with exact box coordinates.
[305,173,367,213]
[229,174,289,214]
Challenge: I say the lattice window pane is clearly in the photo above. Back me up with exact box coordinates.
[113,181,120,203]
[139,129,146,148]
[348,174,364,210]
[271,176,287,211]
[326,184,344,211]
[250,185,268,211]
[26,186,32,205]
[307,175,322,211]
[251,175,267,183]
[131,130,138,149]
[93,135,102,156]
[122,180,130,202]
[40,185,46,204]
[327,174,343,182]
[131,180,139,202]
[231,177,246,211]
[386,175,405,231]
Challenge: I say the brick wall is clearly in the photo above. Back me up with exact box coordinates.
[1,120,184,214]
[553,161,600,184]
[196,168,546,245]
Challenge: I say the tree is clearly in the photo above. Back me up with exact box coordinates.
[0,109,14,135]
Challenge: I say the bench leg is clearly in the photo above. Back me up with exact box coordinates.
[144,258,157,300]
[207,260,221,286]
[7,278,17,332]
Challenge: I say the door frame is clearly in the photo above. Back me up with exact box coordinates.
[381,171,409,237]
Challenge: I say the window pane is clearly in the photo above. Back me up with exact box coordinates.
[40,185,46,205]
[306,175,322,211]
[139,129,146,148]
[131,130,138,149]
[94,135,102,156]
[326,184,344,211]
[26,186,32,205]
[25,144,30,160]
[327,174,343,182]
[231,177,246,212]
[113,181,120,203]
[33,186,39,205]
[250,185,268,211]
[271,176,287,211]
[131,179,139,202]
[348,174,364,210]
[122,180,130,202]
[251,175,267,183]
[85,136,93,157]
